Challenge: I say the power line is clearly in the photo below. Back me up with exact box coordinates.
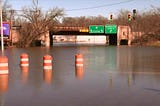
[66,0,135,11]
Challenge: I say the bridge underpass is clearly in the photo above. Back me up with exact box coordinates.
[49,31,117,46]
[49,32,118,46]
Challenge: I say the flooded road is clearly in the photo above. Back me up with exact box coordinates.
[0,46,160,106]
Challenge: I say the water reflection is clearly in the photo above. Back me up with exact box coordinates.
[75,67,84,80]
[127,74,132,87]
[0,75,8,106]
[43,70,53,84]
[21,68,29,84]
[109,73,113,88]
[117,46,160,72]
[0,46,160,106]
[0,75,8,93]
[108,73,132,89]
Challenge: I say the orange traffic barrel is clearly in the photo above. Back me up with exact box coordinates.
[0,56,9,74]
[75,54,83,67]
[43,70,52,84]
[0,74,8,93]
[43,55,52,71]
[20,53,29,70]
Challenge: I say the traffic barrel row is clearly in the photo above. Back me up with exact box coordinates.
[0,53,84,90]
[20,53,53,71]
[0,53,84,75]
[20,53,84,71]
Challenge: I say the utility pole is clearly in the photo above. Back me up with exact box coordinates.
[10,9,14,46]
[0,0,4,54]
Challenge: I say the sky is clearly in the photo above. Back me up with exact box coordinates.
[4,0,160,17]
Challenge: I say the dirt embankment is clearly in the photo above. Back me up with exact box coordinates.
[131,34,160,46]
[132,40,160,46]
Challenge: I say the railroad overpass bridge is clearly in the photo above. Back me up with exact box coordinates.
[1,23,132,47]
[49,25,132,46]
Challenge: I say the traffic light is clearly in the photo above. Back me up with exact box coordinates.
[128,13,131,22]
[109,14,113,22]
[133,9,136,14]
[133,9,136,20]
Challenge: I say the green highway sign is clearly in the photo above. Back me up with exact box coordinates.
[105,25,117,34]
[89,25,104,33]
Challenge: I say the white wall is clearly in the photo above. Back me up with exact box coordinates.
[76,35,106,44]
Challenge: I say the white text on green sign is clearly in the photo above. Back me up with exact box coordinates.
[105,25,117,34]
[89,25,104,33]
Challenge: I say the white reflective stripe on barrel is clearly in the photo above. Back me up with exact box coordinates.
[0,63,8,67]
[76,58,83,61]
[43,66,52,70]
[21,64,29,67]
[0,70,9,74]
[76,64,83,66]
[44,60,52,63]
[21,58,29,61]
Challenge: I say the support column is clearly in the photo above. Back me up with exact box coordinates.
[45,31,50,47]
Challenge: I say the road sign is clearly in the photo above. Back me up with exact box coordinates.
[105,25,117,34]
[0,22,10,36]
[89,25,104,33]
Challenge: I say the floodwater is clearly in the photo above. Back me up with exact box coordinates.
[0,46,160,106]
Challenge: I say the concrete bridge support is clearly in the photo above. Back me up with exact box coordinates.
[45,32,50,47]
[117,25,132,46]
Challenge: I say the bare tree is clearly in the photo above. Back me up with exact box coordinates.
[61,16,107,27]
[2,0,11,21]
[15,0,64,47]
